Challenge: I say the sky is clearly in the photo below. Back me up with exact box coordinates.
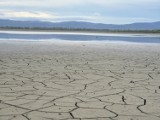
[0,0,160,24]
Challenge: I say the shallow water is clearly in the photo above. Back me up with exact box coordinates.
[0,30,160,43]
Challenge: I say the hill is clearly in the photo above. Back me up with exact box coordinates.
[0,19,160,30]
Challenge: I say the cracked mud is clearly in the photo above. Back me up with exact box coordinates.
[0,41,160,120]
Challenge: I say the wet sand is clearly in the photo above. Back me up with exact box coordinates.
[0,40,160,120]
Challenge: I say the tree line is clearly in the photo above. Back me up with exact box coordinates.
[0,26,160,33]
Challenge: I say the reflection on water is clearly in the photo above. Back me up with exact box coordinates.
[0,31,160,43]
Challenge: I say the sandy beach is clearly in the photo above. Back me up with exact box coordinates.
[0,40,160,120]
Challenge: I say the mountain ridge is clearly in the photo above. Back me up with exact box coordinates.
[0,19,160,30]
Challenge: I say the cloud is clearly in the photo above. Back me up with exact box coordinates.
[0,10,99,21]
[0,0,83,8]
[0,0,159,8]
[0,10,103,22]
[0,0,159,24]
[0,10,155,24]
[0,11,54,19]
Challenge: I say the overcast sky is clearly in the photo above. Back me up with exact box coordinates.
[0,0,160,24]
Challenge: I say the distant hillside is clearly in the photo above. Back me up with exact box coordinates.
[0,19,160,30]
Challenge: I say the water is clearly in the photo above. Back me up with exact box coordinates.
[0,30,160,43]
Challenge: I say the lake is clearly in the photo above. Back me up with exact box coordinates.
[0,30,160,43]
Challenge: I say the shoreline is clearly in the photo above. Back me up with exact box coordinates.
[0,39,160,54]
[1,38,160,45]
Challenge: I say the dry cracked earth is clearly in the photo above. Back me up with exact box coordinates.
[0,42,160,120]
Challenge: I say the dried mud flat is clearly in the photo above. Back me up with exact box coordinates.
[0,41,160,120]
